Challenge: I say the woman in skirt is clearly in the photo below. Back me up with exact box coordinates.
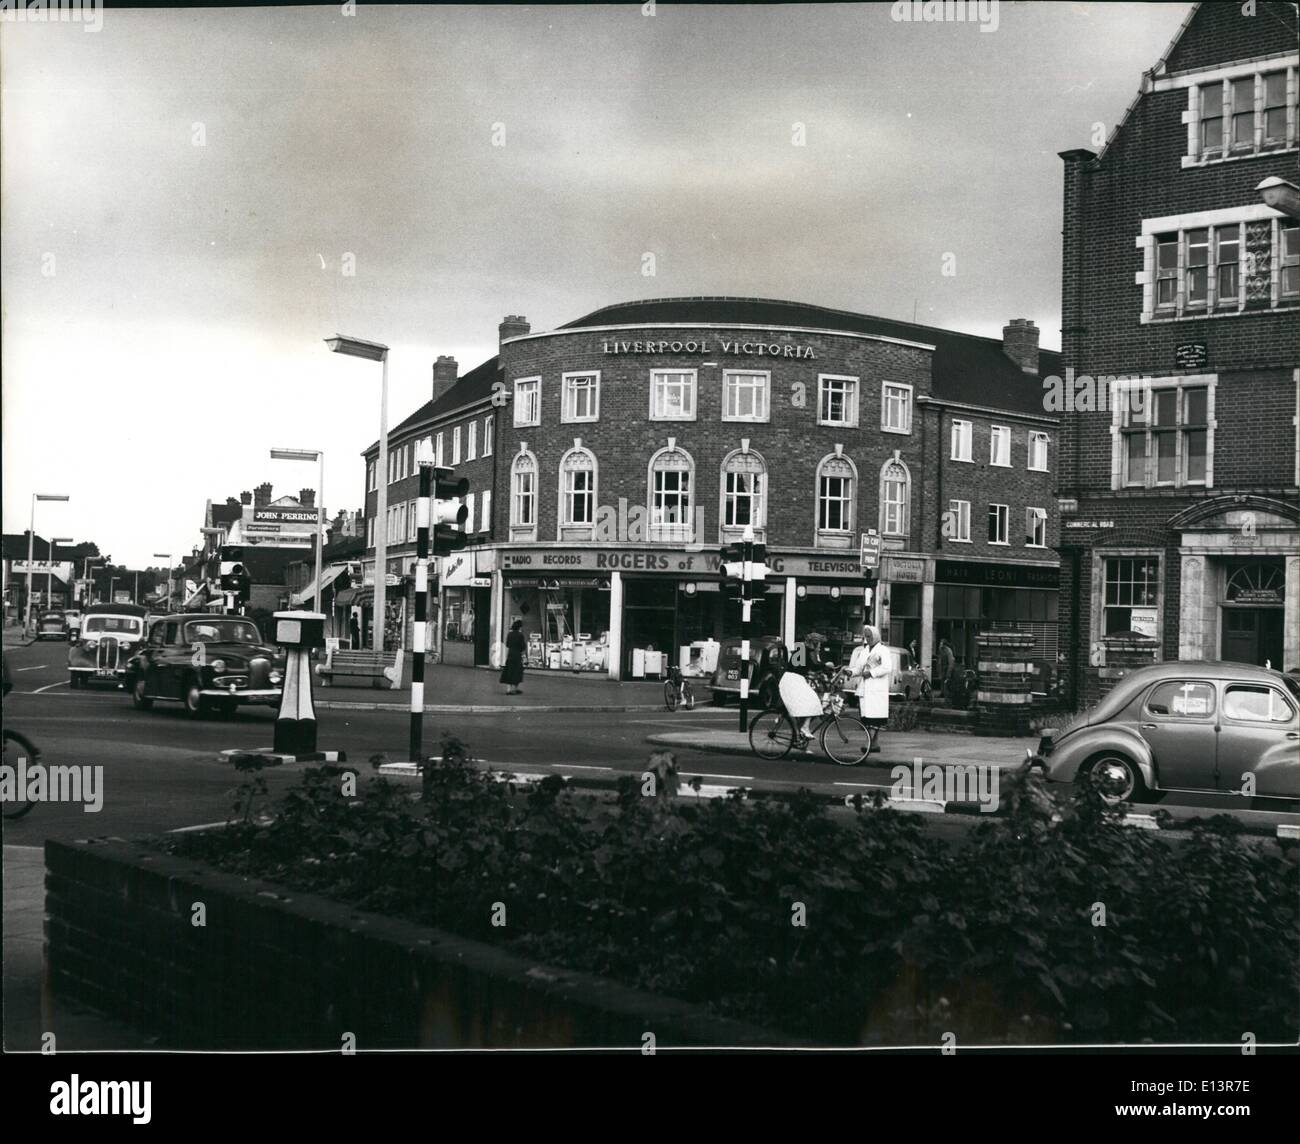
[500,620,526,695]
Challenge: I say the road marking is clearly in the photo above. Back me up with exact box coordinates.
[681,771,752,781]
[563,765,613,771]
[168,821,230,833]
[31,680,69,694]
[13,665,47,672]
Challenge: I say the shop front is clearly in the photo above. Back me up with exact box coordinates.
[439,549,492,666]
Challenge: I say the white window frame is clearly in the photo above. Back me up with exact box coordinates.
[947,499,971,544]
[452,426,461,465]
[817,374,859,428]
[649,369,697,421]
[1181,63,1299,168]
[467,421,477,461]
[647,445,695,544]
[367,459,376,492]
[722,370,770,423]
[558,445,598,540]
[513,377,541,428]
[879,456,911,539]
[881,382,913,435]
[814,452,857,548]
[463,493,474,536]
[951,419,973,462]
[1095,550,1164,648]
[561,371,601,424]
[482,417,494,457]
[480,490,492,534]
[1110,374,1215,491]
[718,448,767,542]
[510,449,538,541]
[987,503,1009,546]
[990,425,1011,468]
[1026,507,1047,548]
[1028,430,1050,472]
[435,431,445,467]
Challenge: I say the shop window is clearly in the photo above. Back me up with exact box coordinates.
[648,446,694,543]
[881,382,912,434]
[990,426,1011,467]
[510,451,538,541]
[514,377,541,427]
[562,372,600,423]
[1103,555,1160,635]
[720,448,766,539]
[815,453,856,546]
[818,375,859,427]
[1026,507,1047,547]
[1118,379,1211,488]
[1028,430,1049,472]
[951,419,972,461]
[482,416,494,456]
[650,370,696,420]
[559,447,597,539]
[723,371,769,422]
[879,457,910,539]
[987,503,1009,545]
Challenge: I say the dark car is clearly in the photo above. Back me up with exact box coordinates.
[710,635,786,707]
[67,604,149,688]
[125,613,284,718]
[36,610,69,640]
[1035,660,1299,803]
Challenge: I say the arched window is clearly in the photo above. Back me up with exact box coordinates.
[510,449,537,541]
[648,444,695,543]
[558,444,597,540]
[815,453,856,548]
[879,455,911,539]
[719,448,766,541]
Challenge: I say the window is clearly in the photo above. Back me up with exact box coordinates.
[1223,685,1295,723]
[562,372,600,422]
[951,419,972,461]
[464,494,474,535]
[1103,556,1159,635]
[1028,431,1049,471]
[1026,507,1047,548]
[987,504,1009,545]
[818,375,859,427]
[721,450,766,534]
[409,500,419,542]
[990,425,1011,467]
[1189,68,1297,163]
[1120,381,1209,487]
[947,499,971,543]
[1230,76,1254,149]
[1283,220,1299,299]
[880,459,910,538]
[482,417,494,456]
[650,370,696,420]
[514,377,540,427]
[1200,81,1223,151]
[1215,226,1239,306]
[881,382,912,434]
[367,516,374,547]
[452,426,461,465]
[511,453,537,534]
[1263,70,1288,144]
[560,448,596,530]
[366,460,376,492]
[467,421,477,461]
[1155,234,1178,309]
[480,490,492,534]
[1185,228,1209,308]
[723,371,769,421]
[648,447,694,542]
[435,432,444,467]
[1146,680,1216,719]
[816,455,856,540]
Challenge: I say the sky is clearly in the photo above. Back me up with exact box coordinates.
[1,1,1195,568]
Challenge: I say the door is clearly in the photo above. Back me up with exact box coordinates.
[1222,609,1259,665]
[156,620,184,698]
[473,587,491,666]
[1138,679,1221,791]
[1217,683,1300,798]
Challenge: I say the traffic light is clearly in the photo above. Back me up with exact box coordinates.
[863,568,877,609]
[432,466,470,556]
[719,542,769,606]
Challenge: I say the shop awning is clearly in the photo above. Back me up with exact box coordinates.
[290,564,348,607]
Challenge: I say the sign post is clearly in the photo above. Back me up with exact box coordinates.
[860,529,881,624]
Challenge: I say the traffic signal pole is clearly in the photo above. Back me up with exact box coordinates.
[411,459,432,771]
[738,529,754,733]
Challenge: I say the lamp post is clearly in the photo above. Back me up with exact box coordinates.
[326,335,389,652]
[49,538,73,612]
[153,555,172,612]
[271,448,325,616]
[26,493,69,632]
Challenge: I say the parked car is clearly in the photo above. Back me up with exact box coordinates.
[1034,661,1299,804]
[125,613,284,718]
[884,644,931,701]
[710,635,785,707]
[68,604,149,688]
[36,610,69,640]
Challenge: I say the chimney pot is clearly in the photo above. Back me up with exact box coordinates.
[240,491,253,505]
[299,488,316,509]
[498,315,530,346]
[1002,318,1040,375]
[432,354,459,404]
[254,482,273,507]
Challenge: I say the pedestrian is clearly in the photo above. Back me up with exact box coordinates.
[938,638,957,706]
[500,619,526,695]
[847,624,891,735]
[349,614,361,649]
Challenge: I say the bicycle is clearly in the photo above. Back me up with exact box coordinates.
[663,664,695,711]
[2,728,39,819]
[748,669,875,765]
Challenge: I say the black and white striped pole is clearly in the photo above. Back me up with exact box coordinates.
[410,454,433,764]
[738,525,754,734]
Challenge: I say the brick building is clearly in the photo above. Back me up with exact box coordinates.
[1057,1,1300,704]
[362,298,1061,682]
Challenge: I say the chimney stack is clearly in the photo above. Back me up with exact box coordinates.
[499,315,530,346]
[432,355,459,404]
[299,488,316,509]
[226,497,240,510]
[1002,318,1040,375]
[254,482,273,507]
[240,490,253,505]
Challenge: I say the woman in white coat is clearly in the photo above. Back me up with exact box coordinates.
[846,625,891,726]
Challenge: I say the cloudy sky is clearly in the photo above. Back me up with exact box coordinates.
[2,2,1192,568]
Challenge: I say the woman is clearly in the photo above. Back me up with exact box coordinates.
[846,625,891,728]
[776,644,824,747]
[500,619,526,695]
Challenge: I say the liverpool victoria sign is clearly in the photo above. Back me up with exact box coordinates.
[602,338,817,359]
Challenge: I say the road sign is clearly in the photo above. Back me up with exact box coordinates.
[859,530,881,571]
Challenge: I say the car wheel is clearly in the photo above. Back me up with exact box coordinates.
[130,675,154,710]
[68,673,80,691]
[183,679,206,719]
[1083,753,1147,804]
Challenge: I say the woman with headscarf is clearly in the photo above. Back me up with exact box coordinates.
[500,619,526,695]
[846,624,891,726]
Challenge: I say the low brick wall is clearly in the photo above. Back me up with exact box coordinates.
[973,632,1036,737]
[45,838,796,1050]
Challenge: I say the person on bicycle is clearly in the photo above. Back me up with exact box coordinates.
[801,631,832,677]
[777,647,824,746]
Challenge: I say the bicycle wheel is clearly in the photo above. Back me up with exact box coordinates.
[2,729,39,819]
[819,715,874,766]
[749,710,796,760]
[663,679,679,711]
[682,682,695,711]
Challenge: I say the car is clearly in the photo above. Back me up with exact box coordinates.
[1034,660,1300,804]
[125,612,285,718]
[36,610,69,640]
[710,635,785,707]
[67,604,149,688]
[884,644,931,701]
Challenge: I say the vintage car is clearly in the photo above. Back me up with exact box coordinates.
[124,613,284,717]
[36,610,69,640]
[68,604,149,687]
[709,635,786,707]
[1034,660,1300,804]
[883,644,931,701]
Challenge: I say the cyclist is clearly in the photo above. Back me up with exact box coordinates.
[777,647,823,746]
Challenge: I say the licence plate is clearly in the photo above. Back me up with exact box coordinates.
[96,668,115,677]
[726,669,739,681]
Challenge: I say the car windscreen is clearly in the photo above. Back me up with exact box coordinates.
[83,616,142,635]
[183,620,262,645]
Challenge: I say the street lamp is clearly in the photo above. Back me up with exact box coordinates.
[326,334,390,653]
[25,493,69,632]
[1257,176,1300,220]
[270,448,325,617]
[49,538,73,613]
[153,555,172,612]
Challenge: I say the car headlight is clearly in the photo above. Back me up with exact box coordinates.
[86,638,99,649]
[269,669,283,685]
[210,658,226,673]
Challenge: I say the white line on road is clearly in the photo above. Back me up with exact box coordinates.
[13,665,47,671]
[681,771,752,781]
[31,680,68,694]
[563,765,614,771]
